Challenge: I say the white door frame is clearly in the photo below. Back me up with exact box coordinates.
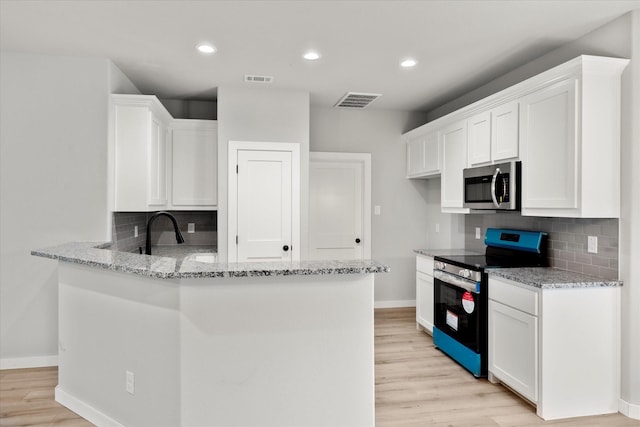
[228,141,300,262]
[309,152,371,259]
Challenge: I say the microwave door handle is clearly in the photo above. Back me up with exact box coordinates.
[491,168,501,208]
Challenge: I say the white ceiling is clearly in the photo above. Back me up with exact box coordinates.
[1,0,639,112]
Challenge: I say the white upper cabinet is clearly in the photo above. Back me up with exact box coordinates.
[520,56,628,218]
[491,101,519,162]
[440,119,469,213]
[405,131,440,178]
[468,101,519,167]
[169,120,218,209]
[112,95,218,212]
[403,55,627,218]
[113,95,172,212]
[520,79,577,211]
[467,111,491,166]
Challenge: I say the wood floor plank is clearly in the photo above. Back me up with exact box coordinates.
[0,307,637,426]
[374,307,639,427]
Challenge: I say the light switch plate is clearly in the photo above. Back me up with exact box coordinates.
[475,227,481,240]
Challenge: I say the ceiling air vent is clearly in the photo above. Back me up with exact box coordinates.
[334,92,382,109]
[244,74,274,84]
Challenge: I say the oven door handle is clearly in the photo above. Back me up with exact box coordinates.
[434,270,481,294]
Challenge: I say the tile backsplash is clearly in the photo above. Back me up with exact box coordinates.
[111,212,147,252]
[465,212,619,280]
[111,211,217,253]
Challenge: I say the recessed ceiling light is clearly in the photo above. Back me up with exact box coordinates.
[303,51,321,61]
[400,58,417,68]
[196,43,216,54]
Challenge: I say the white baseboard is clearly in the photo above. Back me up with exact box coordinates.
[56,386,125,427]
[0,355,58,370]
[619,398,640,420]
[374,299,416,309]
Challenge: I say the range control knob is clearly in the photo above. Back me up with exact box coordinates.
[435,262,446,270]
[459,269,472,278]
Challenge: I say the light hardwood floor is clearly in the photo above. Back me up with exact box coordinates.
[1,307,638,426]
[375,308,639,427]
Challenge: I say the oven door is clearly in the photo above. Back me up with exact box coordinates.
[433,269,482,353]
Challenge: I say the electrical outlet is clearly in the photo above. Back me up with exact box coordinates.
[134,226,138,238]
[435,223,440,233]
[374,205,381,216]
[475,227,481,240]
[126,370,135,395]
[188,223,195,234]
[588,236,598,254]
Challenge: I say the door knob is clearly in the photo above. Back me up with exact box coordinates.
[355,238,361,244]
[283,245,289,252]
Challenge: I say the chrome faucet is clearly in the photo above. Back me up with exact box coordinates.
[145,211,185,255]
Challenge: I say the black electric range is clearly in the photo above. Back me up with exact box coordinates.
[432,228,547,377]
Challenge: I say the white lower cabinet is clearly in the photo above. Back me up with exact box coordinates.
[416,255,434,334]
[488,299,537,402]
[488,275,620,420]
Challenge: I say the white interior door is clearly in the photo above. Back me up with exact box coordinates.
[309,153,371,260]
[237,149,293,262]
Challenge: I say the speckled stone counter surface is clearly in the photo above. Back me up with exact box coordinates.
[414,248,483,257]
[488,267,622,289]
[32,242,390,279]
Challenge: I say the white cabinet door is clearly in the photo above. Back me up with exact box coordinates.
[406,137,425,176]
[440,119,469,212]
[170,120,217,208]
[236,150,293,262]
[406,132,440,178]
[423,132,440,174]
[113,95,172,211]
[491,101,519,162]
[520,79,578,210]
[148,116,168,206]
[468,103,518,167]
[416,271,434,334]
[467,111,491,167]
[309,154,370,261]
[489,299,537,403]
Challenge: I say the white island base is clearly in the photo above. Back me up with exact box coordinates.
[55,263,375,427]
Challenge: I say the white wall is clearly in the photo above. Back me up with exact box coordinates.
[217,86,310,262]
[310,107,464,306]
[620,9,640,415]
[0,53,136,368]
[426,11,640,415]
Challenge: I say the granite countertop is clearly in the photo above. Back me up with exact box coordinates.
[488,267,622,289]
[414,248,483,257]
[31,242,390,279]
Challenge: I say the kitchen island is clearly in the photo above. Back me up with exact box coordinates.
[32,243,389,427]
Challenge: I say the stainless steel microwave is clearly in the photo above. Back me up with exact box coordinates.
[463,161,521,210]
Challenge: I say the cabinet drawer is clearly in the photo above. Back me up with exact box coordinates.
[416,255,434,274]
[489,277,538,315]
